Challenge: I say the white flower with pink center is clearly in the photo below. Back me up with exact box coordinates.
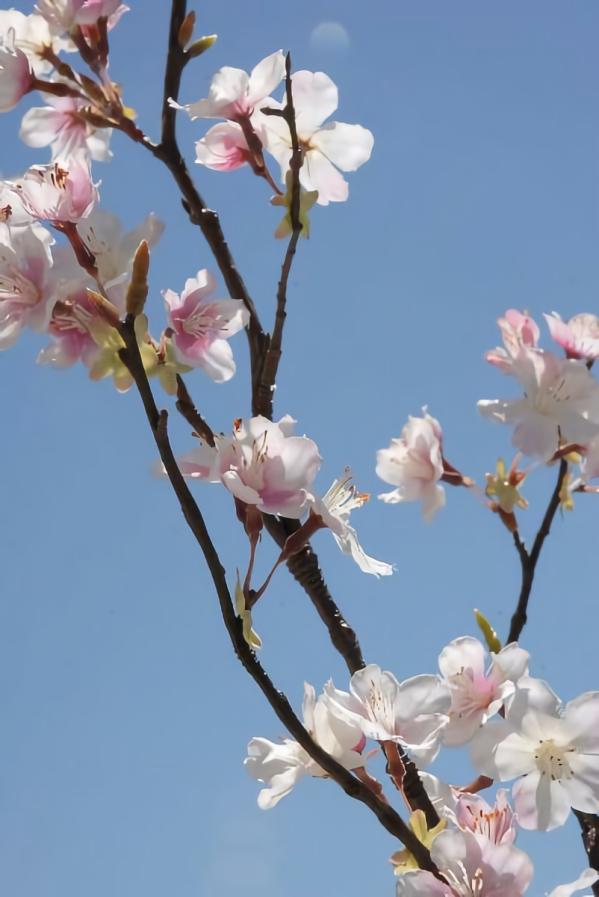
[245,680,365,809]
[486,309,540,374]
[176,50,285,122]
[324,663,450,765]
[20,95,112,161]
[10,157,98,224]
[262,70,374,205]
[185,415,321,518]
[478,347,599,459]
[421,773,518,846]
[163,269,248,383]
[439,636,529,746]
[395,829,533,897]
[35,0,127,32]
[376,411,446,520]
[311,469,393,577]
[0,29,34,112]
[545,312,599,363]
[38,287,100,367]
[0,221,55,348]
[471,678,599,831]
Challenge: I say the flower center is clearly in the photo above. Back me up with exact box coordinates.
[534,739,574,780]
[444,862,484,897]
[449,668,495,717]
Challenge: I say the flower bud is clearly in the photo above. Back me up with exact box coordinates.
[186,34,217,59]
[178,10,195,48]
[126,240,149,317]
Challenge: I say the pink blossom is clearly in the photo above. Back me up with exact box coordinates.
[395,829,533,897]
[376,411,446,520]
[182,415,321,518]
[175,50,285,122]
[10,157,98,224]
[163,269,248,382]
[486,309,540,374]
[545,312,599,362]
[20,95,112,161]
[194,121,251,171]
[35,0,127,32]
[439,636,529,746]
[479,347,599,459]
[0,30,34,112]
[261,70,374,205]
[454,790,517,846]
[0,221,55,348]
[38,287,100,367]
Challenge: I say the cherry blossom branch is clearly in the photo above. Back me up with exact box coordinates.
[507,458,568,643]
[254,54,303,419]
[117,312,441,877]
[124,3,440,831]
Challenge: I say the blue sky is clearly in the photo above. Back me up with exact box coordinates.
[1,2,599,895]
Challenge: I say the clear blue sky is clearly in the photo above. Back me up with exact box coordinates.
[1,2,598,895]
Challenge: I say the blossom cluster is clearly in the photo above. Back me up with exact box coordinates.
[246,637,599,895]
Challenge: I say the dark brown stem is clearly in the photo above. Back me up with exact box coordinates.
[175,375,215,446]
[254,53,303,419]
[573,811,599,896]
[507,459,567,643]
[117,312,440,877]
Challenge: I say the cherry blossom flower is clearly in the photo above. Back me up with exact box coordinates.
[75,209,164,309]
[162,268,248,382]
[175,50,285,122]
[262,70,374,205]
[183,415,321,518]
[0,221,55,348]
[0,29,34,112]
[10,157,98,224]
[38,287,102,367]
[324,663,450,765]
[35,0,127,32]
[245,680,365,809]
[376,411,446,520]
[545,312,599,363]
[438,636,529,746]
[420,773,518,846]
[20,95,112,161]
[486,309,540,374]
[395,829,533,897]
[0,10,53,76]
[478,347,599,459]
[194,121,250,171]
[471,678,599,830]
[310,470,393,577]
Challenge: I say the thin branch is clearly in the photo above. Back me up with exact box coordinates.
[117,314,440,876]
[507,459,567,644]
[573,811,599,897]
[255,53,303,419]
[175,375,215,446]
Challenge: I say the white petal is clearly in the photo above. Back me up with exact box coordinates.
[310,122,374,171]
[291,70,338,133]
[248,50,285,105]
[548,869,599,897]
[301,149,348,205]
[439,636,486,679]
[512,769,571,830]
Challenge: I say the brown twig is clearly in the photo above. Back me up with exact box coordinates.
[507,459,568,644]
[573,811,599,897]
[254,53,303,419]
[117,313,440,877]
[175,375,215,446]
